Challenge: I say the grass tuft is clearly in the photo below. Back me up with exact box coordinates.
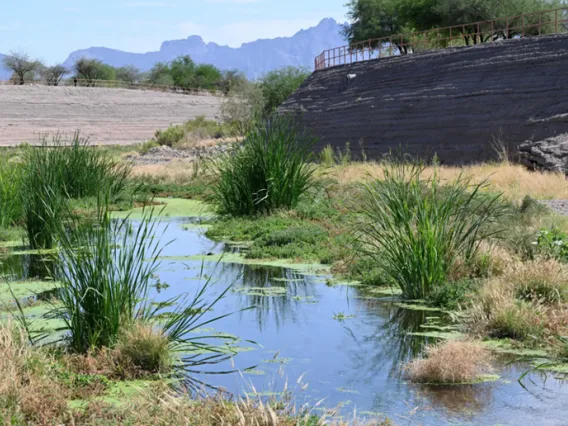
[405,341,493,384]
[211,116,317,216]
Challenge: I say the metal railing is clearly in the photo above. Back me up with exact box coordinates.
[315,7,568,70]
[0,78,223,97]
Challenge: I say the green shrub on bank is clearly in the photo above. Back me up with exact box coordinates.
[358,163,506,300]
[211,116,317,216]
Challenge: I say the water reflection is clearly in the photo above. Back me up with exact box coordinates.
[0,253,56,281]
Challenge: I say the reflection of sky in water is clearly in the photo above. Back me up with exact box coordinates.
[6,216,568,425]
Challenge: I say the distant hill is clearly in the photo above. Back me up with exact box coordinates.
[63,18,345,79]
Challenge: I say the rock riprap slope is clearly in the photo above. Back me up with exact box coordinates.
[280,34,568,164]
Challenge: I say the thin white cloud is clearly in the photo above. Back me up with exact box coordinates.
[205,0,262,3]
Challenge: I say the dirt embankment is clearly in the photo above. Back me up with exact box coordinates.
[0,85,223,146]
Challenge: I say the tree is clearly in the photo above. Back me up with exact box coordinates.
[343,0,563,51]
[2,52,41,85]
[194,64,222,91]
[39,64,68,86]
[219,70,248,95]
[115,65,141,84]
[170,56,196,89]
[260,67,310,114]
[73,58,115,86]
[146,62,173,86]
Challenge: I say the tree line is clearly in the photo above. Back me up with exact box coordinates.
[1,51,309,100]
[343,0,565,52]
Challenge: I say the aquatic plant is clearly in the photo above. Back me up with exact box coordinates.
[405,341,493,384]
[0,157,23,229]
[211,115,317,216]
[358,163,506,299]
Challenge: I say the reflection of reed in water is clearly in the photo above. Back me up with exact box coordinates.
[0,253,55,281]
[340,294,451,380]
[214,262,318,332]
[412,383,494,418]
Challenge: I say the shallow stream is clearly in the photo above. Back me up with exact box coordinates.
[5,216,568,425]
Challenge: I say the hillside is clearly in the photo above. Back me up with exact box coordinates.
[280,34,568,164]
[62,19,344,79]
[0,85,222,146]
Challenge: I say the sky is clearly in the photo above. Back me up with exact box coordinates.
[0,0,348,64]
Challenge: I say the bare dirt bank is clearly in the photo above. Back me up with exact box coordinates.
[0,85,223,146]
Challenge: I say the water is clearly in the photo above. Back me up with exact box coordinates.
[6,217,568,425]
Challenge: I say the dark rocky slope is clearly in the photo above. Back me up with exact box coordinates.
[280,34,568,165]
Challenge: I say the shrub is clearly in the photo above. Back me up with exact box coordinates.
[260,67,310,114]
[427,279,477,310]
[405,341,493,384]
[138,140,159,155]
[511,259,568,304]
[154,125,185,147]
[211,116,317,216]
[358,163,506,299]
[534,227,568,262]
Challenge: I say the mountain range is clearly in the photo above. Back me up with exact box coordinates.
[1,19,345,80]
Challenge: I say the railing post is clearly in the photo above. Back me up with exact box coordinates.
[522,15,525,37]
[539,14,542,35]
[556,10,559,33]
[506,18,509,39]
[491,20,494,42]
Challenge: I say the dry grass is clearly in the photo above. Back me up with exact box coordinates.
[325,162,568,202]
[405,341,493,384]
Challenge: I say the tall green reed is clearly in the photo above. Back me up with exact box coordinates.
[358,163,506,300]
[52,195,248,382]
[0,157,23,228]
[20,133,132,249]
[211,115,317,216]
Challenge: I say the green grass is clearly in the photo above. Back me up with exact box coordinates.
[153,116,237,148]
[357,163,506,300]
[0,157,23,228]
[211,116,317,216]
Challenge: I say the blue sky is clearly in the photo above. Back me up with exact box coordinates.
[0,0,348,63]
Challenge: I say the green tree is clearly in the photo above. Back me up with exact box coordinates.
[73,58,115,86]
[146,62,173,86]
[194,64,222,90]
[2,52,41,85]
[260,67,310,114]
[170,55,196,89]
[115,65,141,84]
[219,69,248,95]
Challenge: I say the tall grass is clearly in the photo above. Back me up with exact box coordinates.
[20,133,132,249]
[212,116,317,216]
[52,195,161,351]
[0,157,23,228]
[51,196,246,385]
[358,163,506,299]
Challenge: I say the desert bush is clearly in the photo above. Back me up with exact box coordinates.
[138,140,159,155]
[221,80,265,135]
[154,125,185,147]
[358,163,506,299]
[405,341,493,384]
[211,116,317,216]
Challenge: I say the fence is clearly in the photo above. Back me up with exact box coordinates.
[315,7,568,70]
[0,77,222,97]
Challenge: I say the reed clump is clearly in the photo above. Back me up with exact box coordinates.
[405,341,493,384]
[358,163,506,300]
[211,116,317,216]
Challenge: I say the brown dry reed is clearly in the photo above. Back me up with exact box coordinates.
[405,341,493,384]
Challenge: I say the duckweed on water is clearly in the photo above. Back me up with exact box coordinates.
[233,287,287,297]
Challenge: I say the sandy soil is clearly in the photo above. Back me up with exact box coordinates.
[0,85,223,146]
